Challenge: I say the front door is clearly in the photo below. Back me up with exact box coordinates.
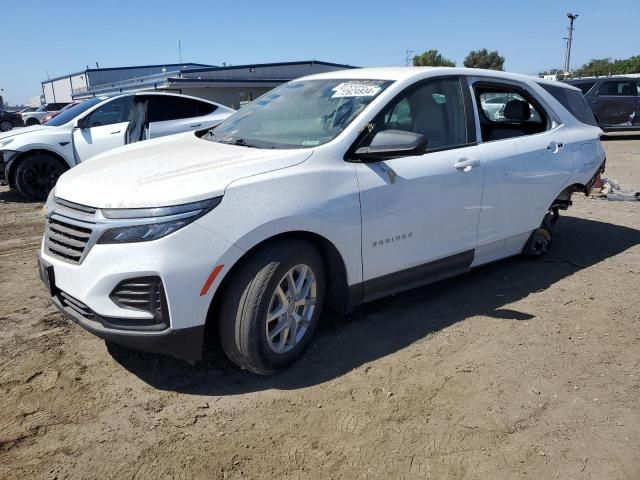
[354,77,484,300]
[72,96,133,162]
[591,79,637,128]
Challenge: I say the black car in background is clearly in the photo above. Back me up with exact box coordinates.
[0,110,24,132]
[565,77,639,131]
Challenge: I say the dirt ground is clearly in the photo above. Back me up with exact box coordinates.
[1,134,639,480]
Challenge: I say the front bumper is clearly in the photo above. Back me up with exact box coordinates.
[39,214,245,362]
[49,286,205,362]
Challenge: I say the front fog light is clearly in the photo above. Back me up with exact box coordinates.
[97,218,191,244]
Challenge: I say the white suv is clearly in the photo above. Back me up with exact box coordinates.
[38,67,605,374]
[0,92,234,200]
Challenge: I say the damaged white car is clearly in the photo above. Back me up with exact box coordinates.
[0,92,234,200]
[38,67,605,374]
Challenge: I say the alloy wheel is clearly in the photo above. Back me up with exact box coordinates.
[265,264,317,354]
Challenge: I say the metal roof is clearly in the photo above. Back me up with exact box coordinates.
[42,63,214,84]
[181,60,356,74]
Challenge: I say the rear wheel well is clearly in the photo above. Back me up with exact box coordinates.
[7,149,69,187]
[204,231,350,344]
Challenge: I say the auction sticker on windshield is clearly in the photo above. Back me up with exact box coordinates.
[332,82,383,98]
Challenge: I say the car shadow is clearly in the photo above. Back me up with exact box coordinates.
[108,216,640,394]
[0,188,38,204]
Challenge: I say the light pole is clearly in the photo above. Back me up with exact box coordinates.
[564,13,578,75]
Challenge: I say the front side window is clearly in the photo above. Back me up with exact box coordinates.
[361,77,468,151]
[209,79,393,149]
[573,82,596,94]
[474,84,548,142]
[47,98,104,126]
[598,81,636,96]
[86,96,133,127]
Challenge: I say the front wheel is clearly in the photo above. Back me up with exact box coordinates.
[0,120,13,132]
[26,118,40,126]
[219,240,325,375]
[14,153,66,201]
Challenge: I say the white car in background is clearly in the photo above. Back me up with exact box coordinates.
[38,67,604,374]
[21,103,71,126]
[0,92,234,199]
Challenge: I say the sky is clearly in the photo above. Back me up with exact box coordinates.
[2,0,639,105]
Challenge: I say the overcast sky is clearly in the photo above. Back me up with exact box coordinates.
[2,0,638,105]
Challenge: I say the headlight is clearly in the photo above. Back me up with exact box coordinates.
[97,197,222,244]
[98,218,194,244]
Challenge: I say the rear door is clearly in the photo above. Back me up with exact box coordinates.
[72,96,133,162]
[591,80,637,127]
[146,96,219,138]
[471,79,573,254]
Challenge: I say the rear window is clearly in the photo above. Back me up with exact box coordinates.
[539,84,599,127]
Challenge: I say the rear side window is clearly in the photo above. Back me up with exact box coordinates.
[473,83,548,142]
[147,96,218,122]
[597,81,636,96]
[540,84,598,127]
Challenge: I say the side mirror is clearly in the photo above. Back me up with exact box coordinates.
[76,116,88,129]
[354,130,427,161]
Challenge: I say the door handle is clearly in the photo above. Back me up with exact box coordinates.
[454,158,480,172]
[189,124,202,128]
[547,142,564,153]
[109,130,121,135]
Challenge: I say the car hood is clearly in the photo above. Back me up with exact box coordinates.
[0,124,50,141]
[55,133,314,208]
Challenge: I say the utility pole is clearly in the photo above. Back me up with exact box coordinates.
[178,40,183,63]
[405,50,415,66]
[563,13,578,74]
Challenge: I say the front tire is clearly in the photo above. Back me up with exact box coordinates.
[219,240,325,375]
[26,118,40,126]
[0,120,12,132]
[14,153,66,201]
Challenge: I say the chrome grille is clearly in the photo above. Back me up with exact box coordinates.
[45,215,94,264]
[54,197,98,216]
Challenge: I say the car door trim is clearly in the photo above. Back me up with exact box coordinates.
[348,249,475,305]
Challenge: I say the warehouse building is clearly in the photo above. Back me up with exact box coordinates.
[41,63,212,104]
[41,60,356,109]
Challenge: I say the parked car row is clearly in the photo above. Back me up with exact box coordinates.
[33,67,605,374]
[21,102,71,126]
[565,76,640,131]
[0,92,234,199]
[41,101,82,124]
[0,109,24,132]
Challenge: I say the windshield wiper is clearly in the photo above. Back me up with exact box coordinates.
[220,138,257,148]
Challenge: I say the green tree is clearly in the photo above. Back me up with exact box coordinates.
[463,49,505,71]
[574,56,640,77]
[412,50,455,67]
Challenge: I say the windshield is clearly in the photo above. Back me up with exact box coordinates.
[208,79,393,149]
[47,97,105,126]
